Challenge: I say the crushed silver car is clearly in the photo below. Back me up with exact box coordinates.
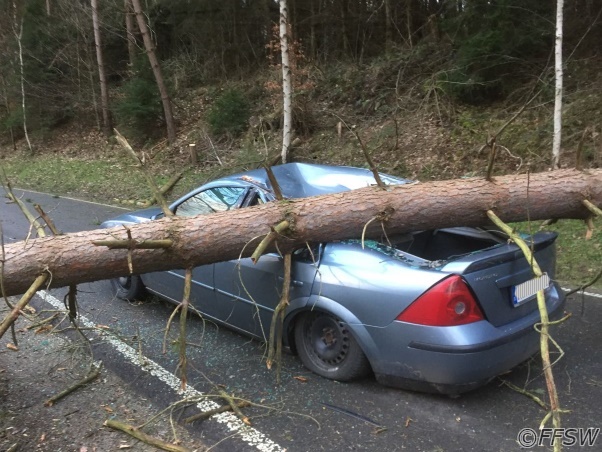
[102,163,565,394]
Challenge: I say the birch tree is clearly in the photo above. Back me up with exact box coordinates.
[279,0,292,164]
[12,1,32,155]
[552,0,564,169]
[91,0,112,138]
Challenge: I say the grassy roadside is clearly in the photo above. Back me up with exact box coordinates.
[1,155,600,290]
[513,220,601,291]
[0,154,207,206]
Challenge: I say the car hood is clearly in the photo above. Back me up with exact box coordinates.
[100,206,163,228]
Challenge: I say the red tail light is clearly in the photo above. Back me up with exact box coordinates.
[396,275,484,326]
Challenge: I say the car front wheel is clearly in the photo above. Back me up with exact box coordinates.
[111,275,146,301]
[294,311,371,381]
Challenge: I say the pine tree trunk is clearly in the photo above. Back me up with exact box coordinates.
[130,0,177,144]
[1,169,600,298]
[91,0,112,138]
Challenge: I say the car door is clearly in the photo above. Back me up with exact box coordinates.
[214,238,320,340]
[142,185,248,320]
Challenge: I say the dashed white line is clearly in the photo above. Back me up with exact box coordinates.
[562,288,602,299]
[38,290,285,452]
[11,187,130,210]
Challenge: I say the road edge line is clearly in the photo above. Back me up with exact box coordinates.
[38,290,284,452]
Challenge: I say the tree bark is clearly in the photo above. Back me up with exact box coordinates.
[130,0,176,144]
[1,169,601,298]
[91,0,112,138]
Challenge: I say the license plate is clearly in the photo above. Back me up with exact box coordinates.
[512,273,550,307]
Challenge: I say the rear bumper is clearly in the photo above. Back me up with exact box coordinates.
[367,285,566,394]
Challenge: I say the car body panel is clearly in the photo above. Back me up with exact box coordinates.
[370,283,564,392]
[101,163,566,394]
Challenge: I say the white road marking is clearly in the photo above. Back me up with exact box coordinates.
[11,188,130,210]
[38,290,284,452]
[562,287,602,299]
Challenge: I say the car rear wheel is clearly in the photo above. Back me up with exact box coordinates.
[294,311,371,381]
[111,275,146,301]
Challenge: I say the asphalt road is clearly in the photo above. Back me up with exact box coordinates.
[1,188,601,451]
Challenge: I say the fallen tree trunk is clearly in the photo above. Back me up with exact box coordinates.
[1,169,601,297]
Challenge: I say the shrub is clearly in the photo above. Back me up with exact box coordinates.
[441,0,553,104]
[114,60,163,139]
[207,89,250,137]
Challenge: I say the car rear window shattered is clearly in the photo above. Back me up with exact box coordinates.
[343,239,447,269]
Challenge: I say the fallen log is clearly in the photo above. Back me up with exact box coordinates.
[1,169,601,298]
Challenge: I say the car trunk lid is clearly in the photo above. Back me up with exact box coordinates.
[439,231,558,327]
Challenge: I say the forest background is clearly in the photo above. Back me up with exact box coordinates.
[0,0,600,288]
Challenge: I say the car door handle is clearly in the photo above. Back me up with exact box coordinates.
[277,276,304,287]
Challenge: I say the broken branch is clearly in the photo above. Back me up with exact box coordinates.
[0,272,49,339]
[218,390,251,426]
[1,171,46,238]
[45,362,102,407]
[33,204,60,235]
[250,220,290,264]
[177,268,192,390]
[114,129,173,217]
[486,210,562,431]
[583,199,602,217]
[103,419,191,452]
[183,401,250,424]
[266,252,291,379]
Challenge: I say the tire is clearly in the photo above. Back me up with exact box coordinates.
[294,311,371,381]
[111,275,146,301]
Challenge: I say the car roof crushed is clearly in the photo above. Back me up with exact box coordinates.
[227,162,408,198]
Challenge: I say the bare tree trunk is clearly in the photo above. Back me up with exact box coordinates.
[46,0,51,16]
[12,2,33,155]
[340,0,349,54]
[124,0,137,68]
[130,0,177,144]
[406,0,413,48]
[279,0,293,163]
[309,0,316,59]
[1,169,600,298]
[91,0,112,138]
[552,0,564,169]
[0,75,16,150]
[384,0,392,51]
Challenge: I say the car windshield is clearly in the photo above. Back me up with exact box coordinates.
[176,187,246,217]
